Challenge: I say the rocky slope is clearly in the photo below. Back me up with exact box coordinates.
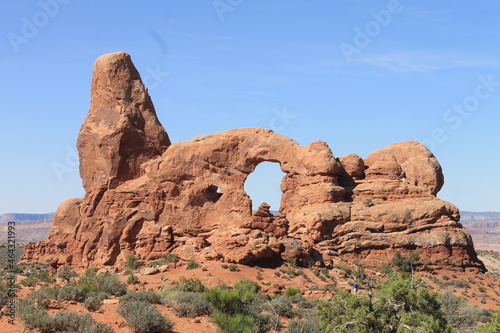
[21,52,485,273]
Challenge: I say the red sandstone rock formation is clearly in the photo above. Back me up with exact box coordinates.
[22,52,485,272]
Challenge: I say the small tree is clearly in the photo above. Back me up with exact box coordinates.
[392,251,420,272]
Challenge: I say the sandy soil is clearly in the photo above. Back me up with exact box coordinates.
[2,259,500,332]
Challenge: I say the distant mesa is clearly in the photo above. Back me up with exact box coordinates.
[0,212,54,224]
[21,52,485,273]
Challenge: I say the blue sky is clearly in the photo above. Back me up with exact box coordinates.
[1,1,499,214]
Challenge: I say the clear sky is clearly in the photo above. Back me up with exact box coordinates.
[1,1,499,214]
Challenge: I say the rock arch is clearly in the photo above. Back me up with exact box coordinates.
[22,52,485,272]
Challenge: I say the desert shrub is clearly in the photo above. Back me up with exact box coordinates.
[317,273,452,333]
[186,259,199,270]
[475,311,500,333]
[79,322,115,333]
[18,297,113,333]
[392,251,420,272]
[298,298,319,310]
[169,291,213,317]
[286,315,323,333]
[285,287,301,298]
[266,295,294,318]
[479,286,486,293]
[96,272,127,296]
[289,293,305,304]
[57,284,86,301]
[163,253,179,264]
[58,264,78,282]
[77,270,126,297]
[20,276,37,287]
[171,276,207,293]
[30,285,58,308]
[379,263,393,275]
[0,290,8,308]
[320,267,329,277]
[211,310,257,333]
[205,284,242,313]
[234,278,261,296]
[120,290,163,305]
[364,198,375,207]
[205,279,274,333]
[117,300,174,333]
[127,273,139,285]
[84,292,108,312]
[438,291,491,331]
[228,263,238,271]
[286,258,297,266]
[126,253,140,270]
[334,264,352,276]
[17,298,52,331]
[221,264,229,269]
[274,271,281,277]
[51,311,95,331]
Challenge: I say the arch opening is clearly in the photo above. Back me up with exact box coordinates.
[244,161,286,213]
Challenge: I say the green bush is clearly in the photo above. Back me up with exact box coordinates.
[127,273,139,285]
[320,267,329,277]
[228,263,238,271]
[163,253,179,264]
[379,263,393,275]
[169,291,213,318]
[392,251,420,272]
[475,311,500,333]
[18,297,114,333]
[117,300,174,333]
[286,315,323,333]
[57,284,86,301]
[96,272,127,296]
[186,260,199,270]
[171,276,207,293]
[211,310,257,333]
[58,264,78,282]
[84,292,108,312]
[51,311,95,331]
[285,287,301,298]
[439,291,492,332]
[0,292,7,309]
[30,285,59,308]
[17,298,52,331]
[266,295,294,318]
[317,273,452,333]
[126,253,140,270]
[205,284,242,313]
[120,290,163,304]
[77,270,126,297]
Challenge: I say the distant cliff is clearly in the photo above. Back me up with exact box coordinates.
[0,213,54,223]
[461,211,500,223]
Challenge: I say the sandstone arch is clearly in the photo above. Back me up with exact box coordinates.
[22,52,485,272]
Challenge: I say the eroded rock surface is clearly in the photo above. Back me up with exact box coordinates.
[22,52,485,272]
